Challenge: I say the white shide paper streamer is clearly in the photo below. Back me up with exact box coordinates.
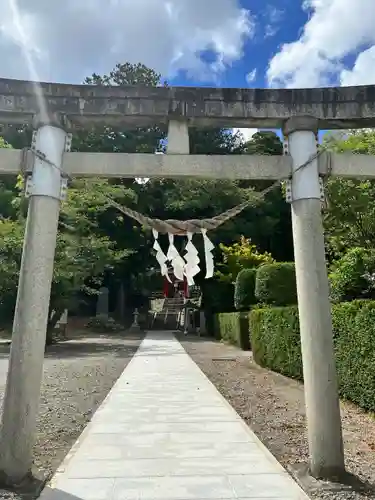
[166,233,185,281]
[183,232,200,286]
[202,229,215,279]
[152,229,171,282]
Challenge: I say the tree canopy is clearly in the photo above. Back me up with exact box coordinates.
[0,61,294,338]
[323,129,375,257]
[0,137,131,340]
[244,131,283,156]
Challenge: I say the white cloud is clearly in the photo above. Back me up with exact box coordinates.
[233,128,258,142]
[0,0,254,84]
[267,0,375,88]
[267,5,284,24]
[246,68,257,84]
[340,45,375,86]
[263,5,284,39]
[264,25,278,38]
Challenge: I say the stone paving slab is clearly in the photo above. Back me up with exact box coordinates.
[39,332,308,500]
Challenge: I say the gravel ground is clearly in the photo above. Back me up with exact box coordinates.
[1,330,373,500]
[0,330,144,500]
[180,334,375,500]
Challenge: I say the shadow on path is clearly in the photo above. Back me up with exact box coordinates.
[0,331,145,360]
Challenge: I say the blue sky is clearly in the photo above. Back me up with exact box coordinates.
[166,0,375,92]
[1,0,374,144]
[171,0,307,89]
[168,0,308,141]
[1,0,373,90]
[159,0,373,142]
[167,0,307,141]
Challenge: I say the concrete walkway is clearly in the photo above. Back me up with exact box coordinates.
[40,332,308,500]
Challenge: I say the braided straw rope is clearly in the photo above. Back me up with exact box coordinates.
[27,145,326,234]
[104,180,280,235]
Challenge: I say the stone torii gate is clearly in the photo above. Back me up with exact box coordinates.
[1,79,375,485]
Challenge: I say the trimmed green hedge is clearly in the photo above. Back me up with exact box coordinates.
[250,300,375,411]
[250,306,302,379]
[205,311,220,339]
[255,262,297,306]
[217,312,250,350]
[234,268,257,311]
[332,301,375,410]
[201,279,235,338]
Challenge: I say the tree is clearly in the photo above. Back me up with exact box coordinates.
[72,63,168,300]
[0,63,165,323]
[242,131,292,260]
[0,138,10,149]
[0,62,295,324]
[329,247,375,302]
[0,138,20,220]
[1,64,292,267]
[72,63,256,293]
[85,62,165,87]
[323,129,375,154]
[0,219,23,321]
[0,125,32,150]
[189,128,244,155]
[216,235,274,284]
[323,130,375,256]
[0,174,133,340]
[73,64,165,154]
[0,139,19,320]
[0,134,135,338]
[244,131,283,155]
[131,129,291,261]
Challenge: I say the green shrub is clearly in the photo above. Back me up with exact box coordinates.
[216,236,274,284]
[332,301,375,410]
[250,300,375,412]
[202,278,234,339]
[204,310,225,339]
[217,312,250,350]
[250,306,302,379]
[255,262,297,306]
[329,247,375,302]
[234,268,256,311]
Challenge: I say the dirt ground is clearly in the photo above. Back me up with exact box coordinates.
[180,334,375,500]
[0,326,144,500]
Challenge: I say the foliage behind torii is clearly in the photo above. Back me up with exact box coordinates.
[0,62,292,342]
[0,148,131,342]
[323,129,375,257]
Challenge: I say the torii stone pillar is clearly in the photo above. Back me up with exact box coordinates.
[0,118,70,485]
[167,119,190,155]
[284,116,345,479]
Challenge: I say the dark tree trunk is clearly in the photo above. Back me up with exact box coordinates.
[45,307,64,347]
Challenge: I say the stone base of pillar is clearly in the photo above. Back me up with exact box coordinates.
[0,465,46,496]
[128,324,142,333]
